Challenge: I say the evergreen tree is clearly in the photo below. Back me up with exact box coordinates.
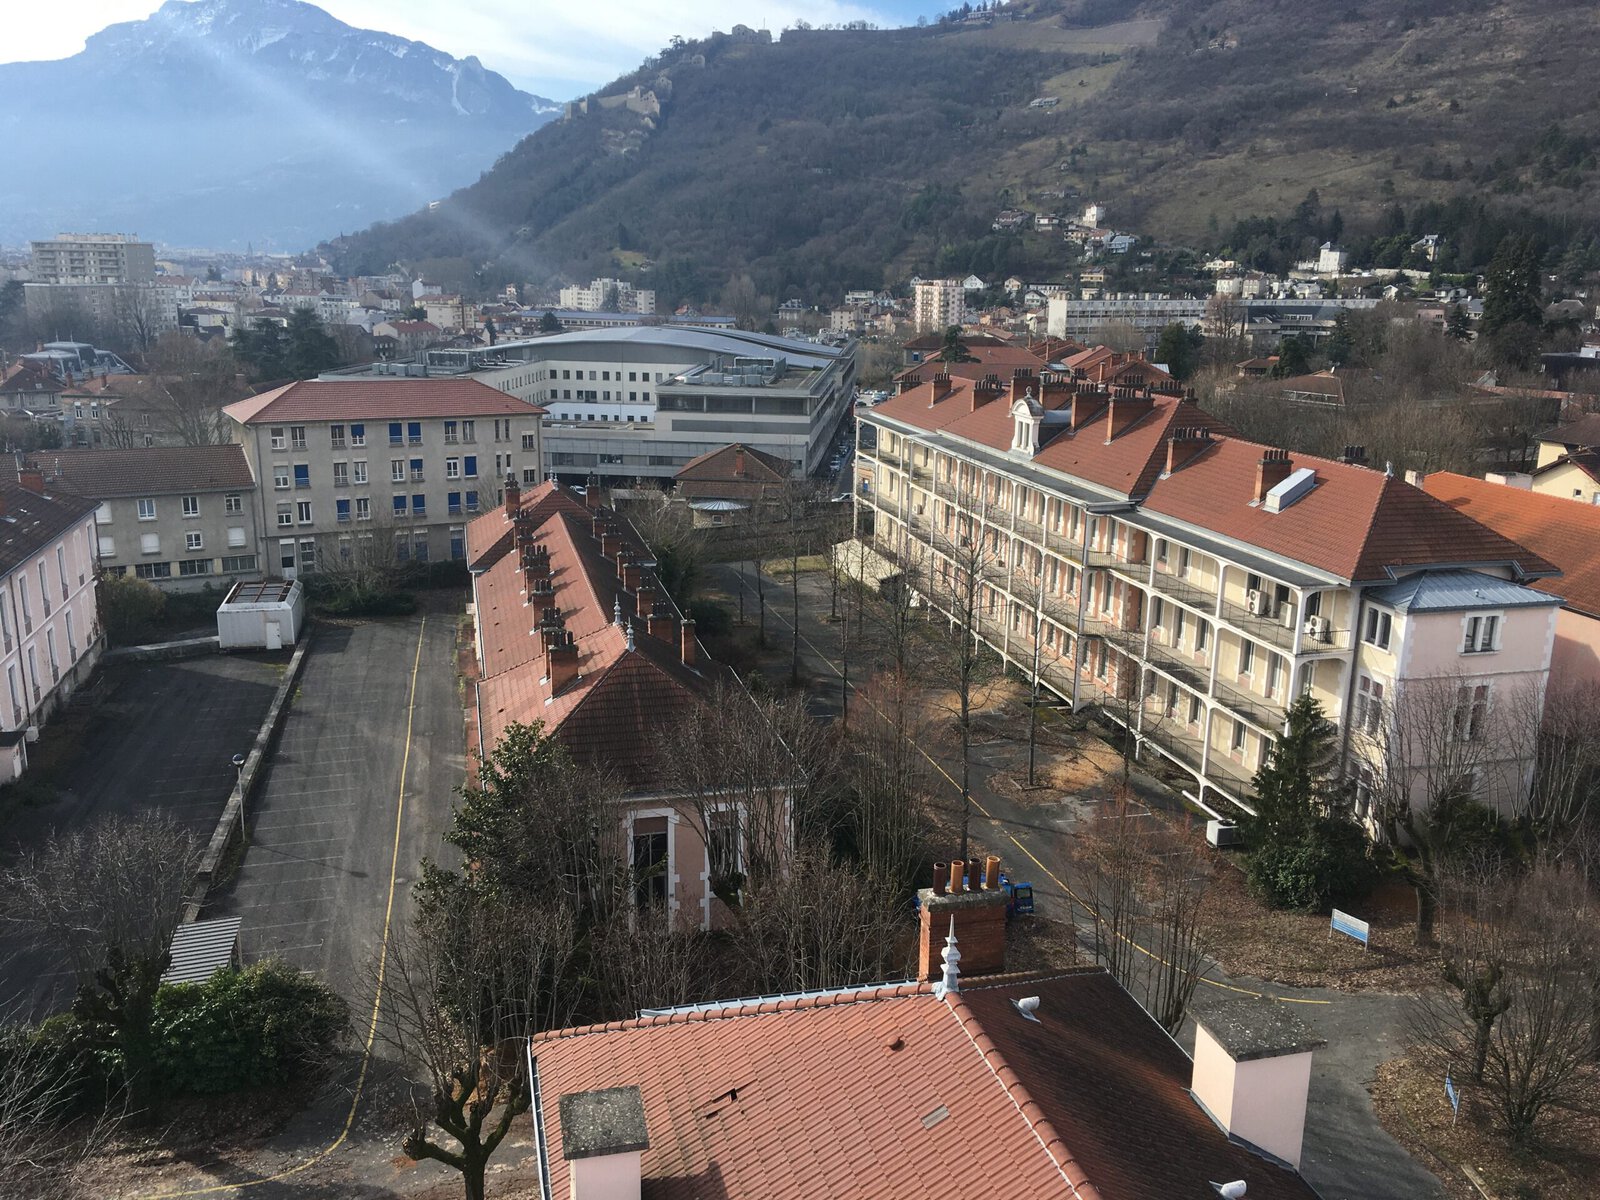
[1325,313,1354,365]
[539,310,562,333]
[1444,305,1473,342]
[938,325,968,363]
[1479,234,1544,368]
[1246,696,1346,839]
[282,307,341,379]
[1153,322,1203,380]
[1272,334,1313,378]
[234,317,288,382]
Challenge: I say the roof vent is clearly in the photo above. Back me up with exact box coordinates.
[1263,466,1317,513]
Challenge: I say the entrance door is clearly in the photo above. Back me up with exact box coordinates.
[264,620,283,651]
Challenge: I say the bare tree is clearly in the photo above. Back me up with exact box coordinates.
[0,1025,119,1200]
[1503,676,1600,847]
[0,812,201,1114]
[843,669,934,889]
[381,897,579,1200]
[589,905,712,1020]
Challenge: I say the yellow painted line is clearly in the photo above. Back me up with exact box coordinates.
[748,571,1330,1007]
[145,616,430,1197]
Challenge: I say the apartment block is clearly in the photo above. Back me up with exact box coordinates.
[913,278,967,333]
[29,233,156,285]
[856,368,1559,817]
[0,477,103,780]
[28,446,263,590]
[224,379,545,578]
[557,276,656,315]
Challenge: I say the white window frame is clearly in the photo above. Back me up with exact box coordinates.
[1462,612,1501,655]
[136,498,157,520]
[185,531,204,552]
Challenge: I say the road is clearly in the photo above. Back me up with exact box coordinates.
[716,560,1447,1200]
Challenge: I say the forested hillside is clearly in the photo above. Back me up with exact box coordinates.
[326,0,1600,305]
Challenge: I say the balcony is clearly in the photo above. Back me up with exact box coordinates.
[1142,720,1207,777]
[1149,566,1216,611]
[1217,596,1305,654]
[1211,673,1287,733]
[1203,748,1257,802]
[1144,638,1210,693]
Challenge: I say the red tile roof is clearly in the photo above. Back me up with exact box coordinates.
[675,442,791,501]
[872,376,1555,584]
[469,484,722,786]
[1422,473,1600,618]
[223,378,545,424]
[531,970,1318,1200]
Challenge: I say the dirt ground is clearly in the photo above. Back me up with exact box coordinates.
[1372,1054,1600,1200]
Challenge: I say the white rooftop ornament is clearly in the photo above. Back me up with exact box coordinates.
[933,916,961,999]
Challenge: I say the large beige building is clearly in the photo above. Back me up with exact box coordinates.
[913,278,967,333]
[29,233,156,285]
[223,379,544,578]
[856,368,1559,817]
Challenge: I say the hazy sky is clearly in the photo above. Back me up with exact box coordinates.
[6,1,944,97]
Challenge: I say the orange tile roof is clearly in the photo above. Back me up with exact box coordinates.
[223,378,545,424]
[871,377,1554,584]
[531,970,1318,1200]
[1422,472,1600,618]
[469,487,721,786]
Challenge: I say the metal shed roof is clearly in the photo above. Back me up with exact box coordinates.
[1368,569,1563,614]
[162,917,243,986]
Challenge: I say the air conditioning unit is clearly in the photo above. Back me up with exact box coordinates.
[913,504,925,516]
[1247,588,1271,616]
[1305,615,1331,643]
[1281,603,1297,629]
[1206,819,1244,849]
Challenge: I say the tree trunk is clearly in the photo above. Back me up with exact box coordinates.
[791,554,801,685]
[1473,1017,1493,1084]
[1413,878,1436,945]
[462,1156,487,1200]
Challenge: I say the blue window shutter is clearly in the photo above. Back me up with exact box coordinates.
[408,422,422,439]
[388,422,402,439]
[410,458,423,471]
[413,494,425,512]
[448,491,461,507]
[464,455,477,476]
[336,499,350,517]
[351,423,364,438]
[392,495,406,513]
[293,465,309,484]
[466,491,479,509]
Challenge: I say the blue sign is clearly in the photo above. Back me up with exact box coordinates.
[1330,908,1370,948]
[1446,1071,1459,1116]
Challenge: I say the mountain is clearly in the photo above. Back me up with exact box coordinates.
[326,0,1600,304]
[0,0,561,249]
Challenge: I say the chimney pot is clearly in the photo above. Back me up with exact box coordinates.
[680,618,697,667]
[504,473,521,516]
[916,865,1009,981]
[948,859,965,895]
[931,862,947,896]
[547,629,580,694]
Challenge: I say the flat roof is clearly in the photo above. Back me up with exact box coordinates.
[224,579,298,606]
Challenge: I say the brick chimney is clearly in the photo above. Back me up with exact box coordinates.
[1007,367,1035,406]
[636,582,656,619]
[1337,444,1368,466]
[583,477,601,510]
[647,601,675,641]
[680,618,697,667]
[1105,384,1155,441]
[537,603,564,650]
[600,526,621,560]
[930,372,953,401]
[733,446,746,478]
[547,628,580,693]
[559,1086,649,1200]
[504,474,521,516]
[971,375,1003,410]
[1164,426,1214,475]
[1254,448,1293,502]
[619,555,641,592]
[1191,1000,1325,1169]
[916,854,1008,981]
[1068,387,1105,431]
[17,469,45,495]
[898,372,922,395]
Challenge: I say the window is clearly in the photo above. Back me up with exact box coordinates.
[523,467,539,484]
[178,558,212,576]
[1463,614,1500,654]
[221,555,257,572]
[1362,607,1392,650]
[296,501,312,524]
[225,493,242,513]
[708,809,742,888]
[176,495,199,518]
[1194,619,1209,653]
[460,419,475,443]
[140,533,160,555]
[355,497,371,522]
[407,421,422,445]
[36,563,49,616]
[413,531,429,562]
[600,453,624,466]
[1231,720,1246,753]
[1453,684,1489,741]
[1176,546,1192,577]
[293,464,310,489]
[1188,694,1202,725]
[270,427,286,450]
[448,491,462,515]
[227,526,246,548]
[632,817,669,907]
[444,420,458,443]
[336,498,351,523]
[135,561,172,579]
[463,455,478,478]
[353,460,368,484]
[522,433,537,451]
[409,458,424,483]
[299,539,316,571]
[388,422,403,446]
[394,533,410,562]
[411,494,426,517]
[273,466,290,490]
[330,423,346,449]
[391,459,406,483]
[185,531,204,552]
[277,503,293,528]
[350,423,366,447]
[95,502,112,525]
[1355,674,1385,735]
[465,490,479,512]
[450,526,465,559]
[392,495,407,516]
[289,425,306,450]
[1265,653,1284,698]
[445,457,461,479]
[1238,639,1255,675]
[333,461,349,487]
[137,498,157,520]
[99,535,115,558]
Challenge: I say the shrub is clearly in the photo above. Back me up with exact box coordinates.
[687,598,733,639]
[98,572,167,645]
[150,960,350,1095]
[1246,816,1381,913]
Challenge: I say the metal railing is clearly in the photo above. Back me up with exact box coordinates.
[1211,673,1287,732]
[1144,638,1210,692]
[1149,566,1216,610]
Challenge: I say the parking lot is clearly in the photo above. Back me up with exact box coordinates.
[0,651,284,1020]
[207,612,463,1006]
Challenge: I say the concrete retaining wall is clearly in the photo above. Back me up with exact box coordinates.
[183,632,314,921]
[102,635,220,664]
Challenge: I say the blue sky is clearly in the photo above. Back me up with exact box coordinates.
[9,1,951,97]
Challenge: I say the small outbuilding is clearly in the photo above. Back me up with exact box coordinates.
[217,578,304,650]
[162,916,244,986]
